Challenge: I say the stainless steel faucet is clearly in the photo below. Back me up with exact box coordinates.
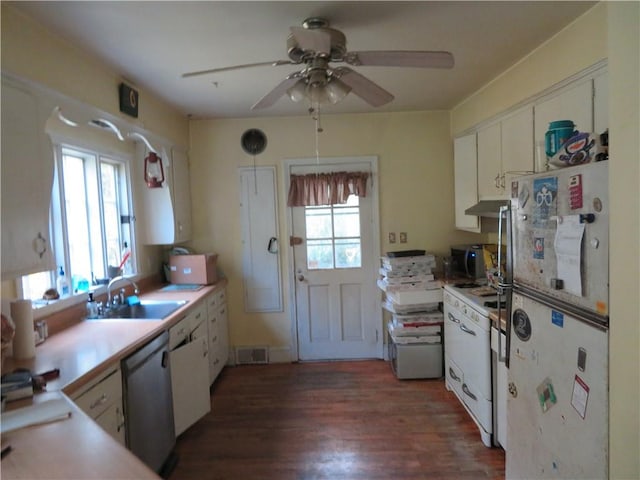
[107,276,140,307]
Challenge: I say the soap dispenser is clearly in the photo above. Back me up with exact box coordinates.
[86,292,98,318]
[56,266,70,297]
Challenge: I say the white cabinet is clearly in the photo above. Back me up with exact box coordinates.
[453,133,480,232]
[206,288,229,384]
[169,302,211,436]
[138,146,192,245]
[1,76,56,279]
[72,366,126,445]
[477,123,502,200]
[534,78,593,155]
[477,107,534,199]
[593,71,609,135]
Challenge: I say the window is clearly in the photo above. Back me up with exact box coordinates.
[305,195,361,270]
[21,145,134,301]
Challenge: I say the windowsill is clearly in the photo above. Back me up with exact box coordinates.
[31,276,140,321]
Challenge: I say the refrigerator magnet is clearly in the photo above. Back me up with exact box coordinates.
[571,375,590,419]
[537,377,557,413]
[533,237,544,259]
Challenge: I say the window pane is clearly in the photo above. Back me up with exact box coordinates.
[335,238,361,268]
[62,154,94,283]
[305,207,332,239]
[100,162,122,269]
[307,239,334,269]
[333,206,360,238]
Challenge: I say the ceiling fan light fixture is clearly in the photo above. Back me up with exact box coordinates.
[287,79,307,102]
[325,78,351,104]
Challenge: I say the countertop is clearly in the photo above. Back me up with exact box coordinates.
[1,280,226,480]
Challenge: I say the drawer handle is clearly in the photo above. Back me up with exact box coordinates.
[448,312,460,324]
[459,323,476,336]
[213,359,219,365]
[449,367,461,382]
[220,309,226,315]
[211,336,218,343]
[116,406,125,432]
[462,383,477,401]
[90,394,108,410]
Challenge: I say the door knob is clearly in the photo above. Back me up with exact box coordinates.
[297,274,305,281]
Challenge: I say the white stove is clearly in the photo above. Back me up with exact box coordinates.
[443,283,494,447]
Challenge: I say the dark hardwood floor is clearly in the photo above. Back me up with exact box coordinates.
[170,360,505,480]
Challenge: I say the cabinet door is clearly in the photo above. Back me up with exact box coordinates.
[170,326,211,436]
[501,106,534,188]
[94,402,126,446]
[593,71,608,135]
[453,134,480,232]
[534,79,593,149]
[171,148,192,244]
[1,79,55,279]
[477,123,502,200]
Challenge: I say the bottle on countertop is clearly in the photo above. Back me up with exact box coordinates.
[86,292,98,318]
[56,266,70,297]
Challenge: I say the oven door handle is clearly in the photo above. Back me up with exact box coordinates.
[448,312,460,324]
[462,383,477,401]
[459,323,476,336]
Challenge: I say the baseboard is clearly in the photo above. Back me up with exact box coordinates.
[267,346,292,363]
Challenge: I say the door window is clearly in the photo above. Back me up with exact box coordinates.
[305,195,361,270]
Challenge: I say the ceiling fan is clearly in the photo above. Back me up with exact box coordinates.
[182,17,454,110]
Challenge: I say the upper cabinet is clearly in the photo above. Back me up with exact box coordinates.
[453,133,480,232]
[137,146,193,245]
[1,76,56,279]
[534,78,594,155]
[477,106,534,200]
[476,122,502,200]
[454,65,608,230]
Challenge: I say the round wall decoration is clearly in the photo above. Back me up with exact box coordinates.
[241,129,267,155]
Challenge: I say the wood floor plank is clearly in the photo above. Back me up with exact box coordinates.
[170,360,505,480]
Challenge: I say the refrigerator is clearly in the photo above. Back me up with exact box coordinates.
[500,161,609,479]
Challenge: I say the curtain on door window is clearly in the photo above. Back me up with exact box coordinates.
[287,171,369,207]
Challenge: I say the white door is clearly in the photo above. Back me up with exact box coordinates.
[288,157,381,361]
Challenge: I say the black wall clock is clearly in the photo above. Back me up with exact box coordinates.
[241,129,267,155]
[119,83,139,118]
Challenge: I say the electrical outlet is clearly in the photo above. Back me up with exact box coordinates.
[399,232,407,243]
[389,232,396,244]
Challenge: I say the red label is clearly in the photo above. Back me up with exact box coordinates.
[569,174,583,210]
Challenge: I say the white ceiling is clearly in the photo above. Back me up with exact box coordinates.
[10,1,596,119]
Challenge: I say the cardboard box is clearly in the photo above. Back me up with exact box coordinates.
[169,253,218,285]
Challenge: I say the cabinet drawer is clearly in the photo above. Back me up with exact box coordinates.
[206,289,227,319]
[94,402,126,446]
[169,315,190,350]
[73,368,122,420]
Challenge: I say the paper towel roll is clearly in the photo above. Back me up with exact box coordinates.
[10,300,35,359]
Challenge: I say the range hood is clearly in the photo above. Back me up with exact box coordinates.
[465,200,509,218]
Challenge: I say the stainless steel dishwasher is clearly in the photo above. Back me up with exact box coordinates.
[122,330,176,475]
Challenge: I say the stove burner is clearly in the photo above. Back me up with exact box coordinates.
[484,300,507,309]
[453,282,483,289]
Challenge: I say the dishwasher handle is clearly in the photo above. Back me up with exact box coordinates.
[161,350,169,368]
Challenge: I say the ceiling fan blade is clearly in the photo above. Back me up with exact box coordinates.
[345,51,454,69]
[290,26,332,55]
[182,60,293,78]
[333,67,394,107]
[251,75,302,110]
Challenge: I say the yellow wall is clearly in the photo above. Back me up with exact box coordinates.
[189,111,484,347]
[1,5,188,147]
[451,3,607,134]
[452,3,640,477]
[608,3,640,478]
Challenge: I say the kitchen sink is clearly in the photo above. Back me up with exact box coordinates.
[89,300,188,320]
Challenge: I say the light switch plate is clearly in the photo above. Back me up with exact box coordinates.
[389,232,396,243]
[399,232,407,243]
